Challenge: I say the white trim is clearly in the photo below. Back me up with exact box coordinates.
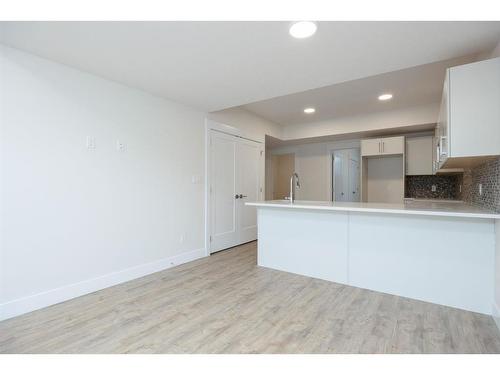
[206,119,263,144]
[204,119,211,256]
[493,302,500,333]
[0,248,206,322]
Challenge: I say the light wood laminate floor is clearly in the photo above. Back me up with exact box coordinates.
[1,241,500,354]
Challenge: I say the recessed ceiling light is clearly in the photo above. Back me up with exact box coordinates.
[378,93,393,101]
[289,21,317,39]
[304,107,316,114]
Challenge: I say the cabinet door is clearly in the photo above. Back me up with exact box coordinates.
[448,58,500,157]
[361,139,381,156]
[438,74,449,168]
[380,136,404,155]
[432,133,439,174]
[406,136,433,175]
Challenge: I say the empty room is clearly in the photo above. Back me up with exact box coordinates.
[1,2,500,371]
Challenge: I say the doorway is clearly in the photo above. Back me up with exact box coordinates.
[331,148,360,202]
[208,129,262,253]
[271,153,295,200]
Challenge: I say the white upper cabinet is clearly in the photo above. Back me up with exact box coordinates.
[438,57,500,167]
[361,136,404,157]
[361,138,382,156]
[406,136,433,175]
[381,136,405,155]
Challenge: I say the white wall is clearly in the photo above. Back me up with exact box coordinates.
[208,107,283,143]
[282,103,439,140]
[0,45,208,320]
[270,140,360,201]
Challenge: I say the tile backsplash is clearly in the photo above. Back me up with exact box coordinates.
[462,156,500,213]
[405,157,500,212]
[405,175,461,200]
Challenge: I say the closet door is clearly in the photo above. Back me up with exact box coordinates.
[348,154,360,202]
[209,130,261,253]
[333,150,348,201]
[236,139,261,244]
[210,131,239,252]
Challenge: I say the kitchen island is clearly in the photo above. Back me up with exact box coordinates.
[246,200,500,315]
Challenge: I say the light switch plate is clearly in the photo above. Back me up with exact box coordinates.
[116,139,126,152]
[86,136,96,150]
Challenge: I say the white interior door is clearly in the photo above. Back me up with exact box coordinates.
[348,156,360,202]
[333,150,348,201]
[237,139,260,243]
[210,131,238,252]
[333,148,360,202]
[209,130,261,253]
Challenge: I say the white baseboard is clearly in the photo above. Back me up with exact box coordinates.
[493,302,500,333]
[0,248,206,322]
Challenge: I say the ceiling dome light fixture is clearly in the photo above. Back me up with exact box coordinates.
[304,107,316,114]
[378,93,393,101]
[289,21,317,39]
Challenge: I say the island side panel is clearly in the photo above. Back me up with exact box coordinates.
[348,212,495,314]
[257,207,349,284]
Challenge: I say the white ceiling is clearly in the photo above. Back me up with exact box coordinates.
[243,54,481,126]
[1,22,499,112]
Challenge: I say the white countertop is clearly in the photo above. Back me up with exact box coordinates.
[246,200,500,220]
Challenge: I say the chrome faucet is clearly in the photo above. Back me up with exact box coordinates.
[289,172,300,203]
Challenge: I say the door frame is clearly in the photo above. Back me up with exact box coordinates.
[269,152,296,200]
[205,119,264,255]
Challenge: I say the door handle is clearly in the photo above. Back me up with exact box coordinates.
[239,194,247,199]
[235,194,239,199]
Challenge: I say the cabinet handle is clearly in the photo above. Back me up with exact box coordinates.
[382,142,385,153]
[378,141,381,153]
[440,136,447,156]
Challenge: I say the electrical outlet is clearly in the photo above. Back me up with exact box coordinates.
[479,184,483,196]
[180,233,185,244]
[431,185,437,192]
